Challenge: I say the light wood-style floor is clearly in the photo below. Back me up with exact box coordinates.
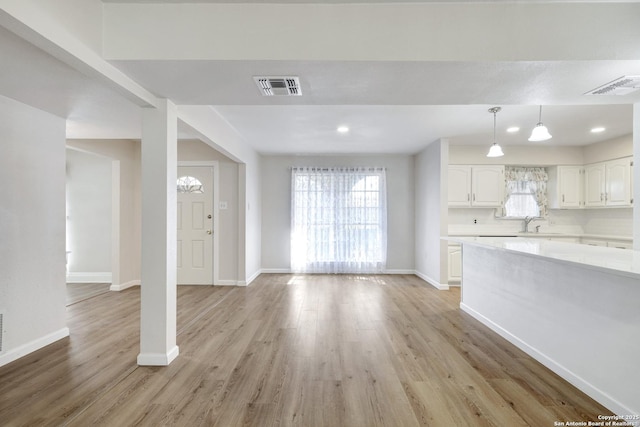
[66,282,111,306]
[1,274,610,426]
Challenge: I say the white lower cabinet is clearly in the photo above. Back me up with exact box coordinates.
[549,237,580,243]
[581,238,608,247]
[448,244,462,282]
[606,240,633,250]
[581,238,632,249]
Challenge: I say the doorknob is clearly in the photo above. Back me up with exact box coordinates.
[207,214,212,219]
[206,230,212,235]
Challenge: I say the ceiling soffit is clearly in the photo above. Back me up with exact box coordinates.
[102,3,640,62]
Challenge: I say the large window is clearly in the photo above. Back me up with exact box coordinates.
[291,167,387,274]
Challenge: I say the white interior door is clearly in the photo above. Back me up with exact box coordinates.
[177,166,214,285]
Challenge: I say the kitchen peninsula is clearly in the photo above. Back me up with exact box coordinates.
[447,236,640,417]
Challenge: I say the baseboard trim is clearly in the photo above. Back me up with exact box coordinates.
[216,280,238,286]
[384,269,416,275]
[260,268,422,276]
[244,270,262,286]
[0,327,70,368]
[110,280,140,291]
[414,270,449,290]
[67,272,112,284]
[137,345,180,366]
[460,303,632,416]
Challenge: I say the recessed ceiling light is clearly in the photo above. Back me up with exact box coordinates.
[506,126,520,133]
[337,126,349,134]
[590,127,606,133]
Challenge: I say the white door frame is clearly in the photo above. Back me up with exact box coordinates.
[178,161,219,285]
[110,159,120,288]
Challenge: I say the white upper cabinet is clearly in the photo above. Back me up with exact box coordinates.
[472,166,505,206]
[548,166,583,209]
[585,157,632,207]
[448,165,472,206]
[584,163,606,207]
[559,166,583,208]
[605,158,632,206]
[448,165,504,207]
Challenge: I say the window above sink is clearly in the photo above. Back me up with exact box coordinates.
[502,166,548,219]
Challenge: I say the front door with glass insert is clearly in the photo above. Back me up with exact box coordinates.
[177,166,214,285]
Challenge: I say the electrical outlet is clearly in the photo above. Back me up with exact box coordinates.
[473,219,477,224]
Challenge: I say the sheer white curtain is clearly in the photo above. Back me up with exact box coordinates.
[290,167,387,274]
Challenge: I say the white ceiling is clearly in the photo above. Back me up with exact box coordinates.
[1,3,639,154]
[111,59,638,153]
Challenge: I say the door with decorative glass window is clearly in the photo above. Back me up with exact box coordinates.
[177,166,214,284]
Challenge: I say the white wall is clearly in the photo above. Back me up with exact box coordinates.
[65,149,112,279]
[450,145,585,166]
[582,208,633,237]
[260,154,415,273]
[414,140,449,289]
[178,140,240,283]
[0,95,68,366]
[583,134,632,165]
[67,139,142,287]
[244,152,262,284]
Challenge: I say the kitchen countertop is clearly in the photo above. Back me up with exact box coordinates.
[447,231,633,241]
[446,236,640,279]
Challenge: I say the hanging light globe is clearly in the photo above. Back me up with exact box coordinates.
[528,106,552,142]
[528,123,552,142]
[487,143,504,157]
[486,107,504,158]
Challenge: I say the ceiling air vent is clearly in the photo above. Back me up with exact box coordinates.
[585,76,640,96]
[254,76,301,96]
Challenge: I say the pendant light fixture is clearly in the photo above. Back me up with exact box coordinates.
[486,107,504,158]
[528,105,552,141]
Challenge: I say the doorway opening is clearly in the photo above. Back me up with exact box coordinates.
[65,148,119,303]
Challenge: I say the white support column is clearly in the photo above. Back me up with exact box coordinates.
[138,99,179,366]
[634,103,640,251]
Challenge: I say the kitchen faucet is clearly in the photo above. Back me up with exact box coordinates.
[523,216,535,233]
